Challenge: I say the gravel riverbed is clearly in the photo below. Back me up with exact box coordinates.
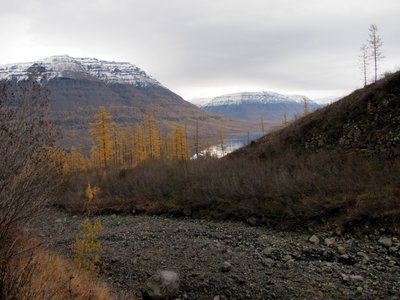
[26,208,400,299]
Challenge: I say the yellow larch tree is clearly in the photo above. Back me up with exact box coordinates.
[172,127,190,160]
[146,114,161,159]
[122,128,134,168]
[133,125,147,167]
[111,124,124,169]
[89,106,112,169]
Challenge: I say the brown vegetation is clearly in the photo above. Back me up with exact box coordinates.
[0,79,116,299]
[2,237,114,300]
[55,71,400,232]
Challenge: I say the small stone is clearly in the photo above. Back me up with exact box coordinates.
[142,270,179,300]
[309,235,320,245]
[55,218,62,223]
[341,273,350,282]
[282,254,292,262]
[247,217,258,226]
[389,260,396,266]
[337,246,346,254]
[357,252,369,261]
[350,275,364,281]
[324,237,335,246]
[220,261,232,272]
[378,236,393,247]
[263,247,273,257]
[262,258,275,267]
[213,296,221,300]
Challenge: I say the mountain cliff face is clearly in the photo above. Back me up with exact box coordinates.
[0,56,257,149]
[189,92,320,122]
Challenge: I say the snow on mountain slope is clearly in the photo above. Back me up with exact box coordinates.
[187,97,213,107]
[204,91,315,107]
[0,55,161,87]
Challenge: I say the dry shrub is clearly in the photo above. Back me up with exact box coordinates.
[2,237,114,300]
[57,150,400,230]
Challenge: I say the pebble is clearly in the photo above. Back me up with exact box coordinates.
[324,237,335,246]
[309,235,320,245]
[378,237,393,247]
[337,246,346,254]
[220,261,232,272]
[350,275,364,281]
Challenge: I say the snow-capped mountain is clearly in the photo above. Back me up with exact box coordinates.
[0,55,160,87]
[190,91,319,122]
[205,92,312,107]
[0,55,257,150]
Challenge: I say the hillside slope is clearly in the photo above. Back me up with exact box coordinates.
[231,72,400,159]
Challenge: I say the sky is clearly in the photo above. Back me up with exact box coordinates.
[1,0,399,103]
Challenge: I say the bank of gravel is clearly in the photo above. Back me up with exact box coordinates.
[26,208,400,299]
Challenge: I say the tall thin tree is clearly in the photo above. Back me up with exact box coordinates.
[368,24,384,82]
[359,43,369,86]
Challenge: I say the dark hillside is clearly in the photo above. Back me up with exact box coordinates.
[231,71,400,159]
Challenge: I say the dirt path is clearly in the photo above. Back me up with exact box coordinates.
[26,208,400,299]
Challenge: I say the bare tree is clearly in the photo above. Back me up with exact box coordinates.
[0,79,61,272]
[368,24,384,82]
[359,43,369,86]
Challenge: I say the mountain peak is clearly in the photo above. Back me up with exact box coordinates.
[0,55,161,87]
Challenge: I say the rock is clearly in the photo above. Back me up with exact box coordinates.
[282,254,292,262]
[262,247,273,257]
[341,273,350,282]
[338,254,356,265]
[337,246,346,254]
[220,261,232,272]
[378,237,393,247]
[247,217,258,226]
[357,252,369,262]
[142,270,179,300]
[262,258,275,267]
[349,275,364,281]
[213,296,221,300]
[324,238,335,246]
[309,235,320,245]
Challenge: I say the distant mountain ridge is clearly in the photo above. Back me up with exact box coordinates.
[0,55,160,87]
[189,91,319,122]
[0,55,258,150]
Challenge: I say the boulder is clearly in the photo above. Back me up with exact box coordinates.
[142,271,179,300]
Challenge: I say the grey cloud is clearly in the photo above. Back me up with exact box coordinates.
[1,0,399,98]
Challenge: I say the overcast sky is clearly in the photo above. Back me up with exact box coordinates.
[1,0,399,102]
